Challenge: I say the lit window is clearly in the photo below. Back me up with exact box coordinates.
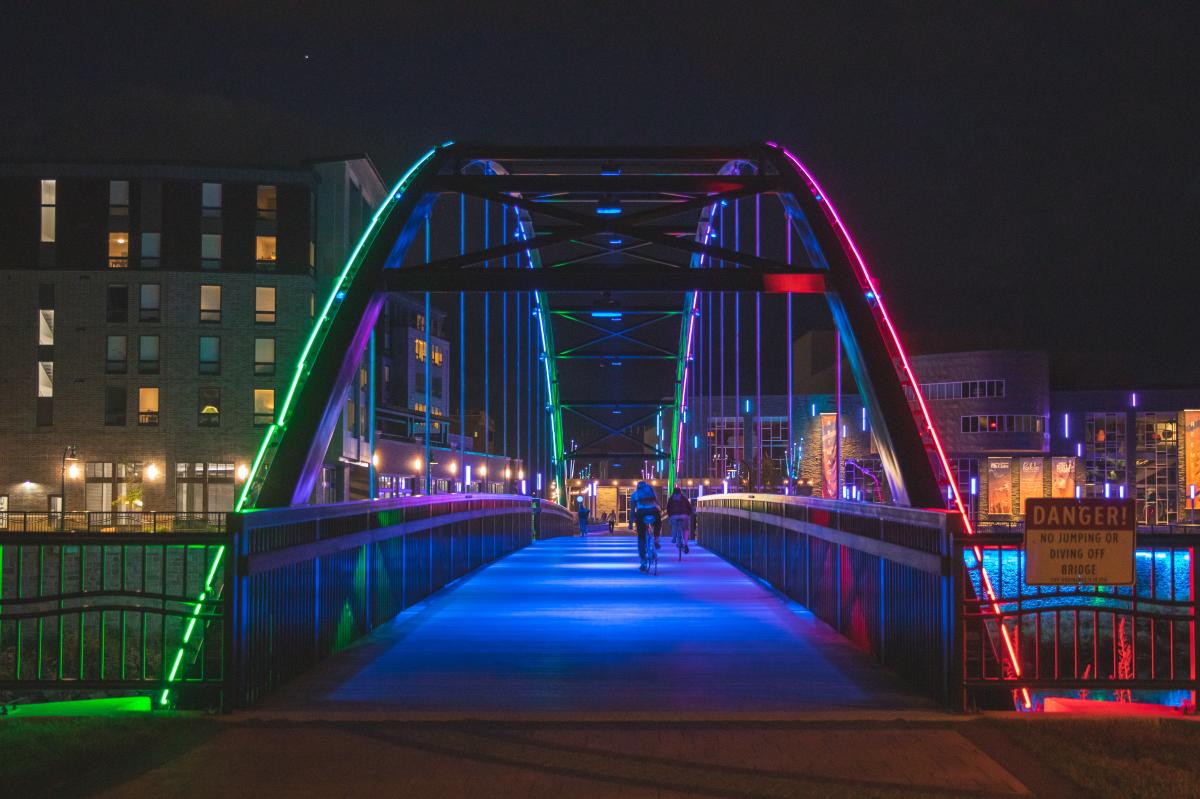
[254,337,275,376]
[414,338,426,361]
[255,286,276,323]
[108,232,129,268]
[38,309,54,345]
[200,284,221,322]
[432,345,443,366]
[40,179,56,242]
[109,180,130,213]
[308,241,315,268]
[254,389,275,426]
[199,336,220,375]
[257,185,277,220]
[201,234,221,269]
[141,232,161,268]
[138,335,159,374]
[198,387,221,427]
[106,335,127,374]
[139,284,161,322]
[138,387,159,426]
[255,235,277,266]
[37,361,53,397]
[202,182,222,216]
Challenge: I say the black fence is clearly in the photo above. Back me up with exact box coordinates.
[0,531,229,707]
[696,493,959,705]
[0,511,226,534]
[0,495,574,710]
[957,530,1198,710]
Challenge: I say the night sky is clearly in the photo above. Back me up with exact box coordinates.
[4,2,1196,388]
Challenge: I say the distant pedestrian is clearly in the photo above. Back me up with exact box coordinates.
[607,512,615,534]
[576,500,590,536]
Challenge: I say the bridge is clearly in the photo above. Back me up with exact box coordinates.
[0,143,1194,717]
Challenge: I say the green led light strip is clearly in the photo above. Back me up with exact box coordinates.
[159,544,225,707]
[235,143,452,512]
[667,291,698,493]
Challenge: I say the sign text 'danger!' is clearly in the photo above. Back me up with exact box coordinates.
[1024,498,1135,586]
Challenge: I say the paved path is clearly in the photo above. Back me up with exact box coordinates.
[263,534,929,715]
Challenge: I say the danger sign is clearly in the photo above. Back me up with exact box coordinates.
[1024,498,1135,586]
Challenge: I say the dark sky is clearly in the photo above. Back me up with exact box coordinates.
[5,2,1197,388]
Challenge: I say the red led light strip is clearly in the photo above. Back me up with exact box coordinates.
[767,142,1031,708]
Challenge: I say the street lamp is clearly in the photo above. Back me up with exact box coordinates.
[60,445,78,531]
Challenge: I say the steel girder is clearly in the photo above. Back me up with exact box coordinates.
[238,141,949,516]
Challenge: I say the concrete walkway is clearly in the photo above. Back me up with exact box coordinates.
[262,534,929,715]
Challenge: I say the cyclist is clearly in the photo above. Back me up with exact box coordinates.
[666,486,692,554]
[631,480,662,571]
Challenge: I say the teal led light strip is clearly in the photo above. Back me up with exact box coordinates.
[235,143,451,512]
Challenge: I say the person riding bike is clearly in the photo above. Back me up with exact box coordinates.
[666,486,692,554]
[631,480,662,571]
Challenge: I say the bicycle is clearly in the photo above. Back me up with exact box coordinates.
[636,510,660,575]
[669,515,691,560]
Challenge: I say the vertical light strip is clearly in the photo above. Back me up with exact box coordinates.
[766,141,1031,709]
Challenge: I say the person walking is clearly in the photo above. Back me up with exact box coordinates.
[607,511,615,534]
[576,499,590,536]
[631,480,662,571]
[666,486,692,554]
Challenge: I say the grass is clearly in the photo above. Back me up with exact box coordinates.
[987,716,1200,798]
[0,715,217,798]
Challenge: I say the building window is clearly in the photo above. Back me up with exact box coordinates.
[106,335,127,374]
[176,462,235,513]
[85,462,142,511]
[199,284,221,322]
[254,337,275,376]
[37,361,53,397]
[40,179,56,243]
[255,236,277,268]
[109,180,130,215]
[138,335,159,374]
[104,385,126,426]
[141,232,161,269]
[198,387,221,427]
[38,308,54,346]
[907,379,1007,402]
[201,234,221,270]
[139,283,161,322]
[201,182,222,217]
[106,284,127,323]
[432,344,444,366]
[1086,412,1127,497]
[414,338,426,361]
[199,336,220,375]
[257,185,277,220]
[108,232,129,269]
[254,388,275,426]
[138,387,159,426]
[255,286,276,323]
[960,415,1046,434]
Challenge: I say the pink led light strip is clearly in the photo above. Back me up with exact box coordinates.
[766,142,1030,708]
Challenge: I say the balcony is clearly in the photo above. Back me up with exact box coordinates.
[138,412,159,426]
[108,257,129,269]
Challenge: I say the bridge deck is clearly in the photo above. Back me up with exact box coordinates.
[263,534,931,715]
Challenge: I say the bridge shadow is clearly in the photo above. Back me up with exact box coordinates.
[260,535,931,716]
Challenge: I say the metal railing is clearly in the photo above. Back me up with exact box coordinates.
[228,494,573,707]
[0,511,227,534]
[696,493,959,705]
[0,530,230,707]
[956,530,1198,710]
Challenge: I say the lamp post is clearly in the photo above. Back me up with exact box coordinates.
[60,444,78,531]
